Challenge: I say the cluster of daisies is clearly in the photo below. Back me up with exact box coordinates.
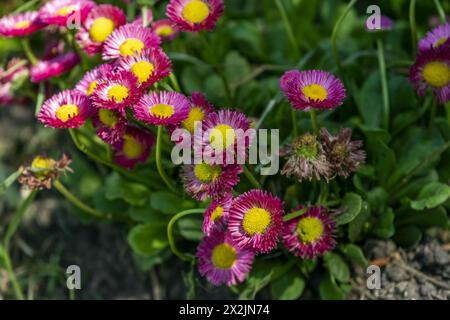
[410,22,450,104]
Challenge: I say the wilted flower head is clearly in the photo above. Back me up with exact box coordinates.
[418,23,450,52]
[320,127,366,178]
[166,0,224,32]
[18,154,73,190]
[281,132,332,182]
[0,11,45,37]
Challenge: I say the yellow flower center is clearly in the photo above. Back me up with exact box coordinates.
[156,25,174,37]
[149,103,175,119]
[57,5,78,16]
[194,163,222,182]
[98,109,118,128]
[434,37,448,48]
[211,243,236,269]
[89,17,115,43]
[119,38,145,57]
[123,134,143,159]
[108,85,129,102]
[297,217,324,244]
[209,124,236,151]
[242,207,271,236]
[182,107,205,133]
[182,0,210,24]
[55,104,79,122]
[211,205,223,222]
[86,81,97,96]
[422,61,450,88]
[302,84,328,101]
[31,156,55,178]
[131,61,155,84]
[14,20,31,29]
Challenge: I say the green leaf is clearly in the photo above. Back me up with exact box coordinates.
[410,182,450,210]
[339,244,368,268]
[0,170,21,195]
[348,202,371,242]
[372,208,395,239]
[150,192,195,214]
[393,226,422,248]
[323,252,350,282]
[319,272,346,300]
[133,249,171,272]
[127,223,168,256]
[178,216,204,241]
[105,173,149,206]
[270,271,305,300]
[335,193,362,226]
[128,206,168,223]
[396,206,448,229]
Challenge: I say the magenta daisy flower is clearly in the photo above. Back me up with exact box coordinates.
[419,23,450,52]
[39,0,95,27]
[75,63,114,97]
[228,189,284,253]
[37,90,92,128]
[76,4,127,55]
[0,11,45,37]
[112,126,155,169]
[31,52,80,83]
[92,108,126,144]
[152,19,179,41]
[203,193,232,236]
[117,48,171,89]
[91,70,141,114]
[166,0,224,32]
[133,91,189,126]
[281,69,346,111]
[181,163,241,201]
[196,229,254,286]
[282,206,336,259]
[195,109,252,165]
[102,23,160,60]
[365,15,394,32]
[410,43,450,104]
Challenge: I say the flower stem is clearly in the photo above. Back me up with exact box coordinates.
[243,165,262,189]
[429,100,437,129]
[53,180,111,220]
[409,0,417,57]
[274,0,299,60]
[433,0,447,23]
[167,209,205,262]
[156,125,179,194]
[283,207,307,222]
[310,109,319,134]
[20,38,37,65]
[376,38,390,130]
[291,108,298,137]
[445,102,450,128]
[1,247,24,300]
[34,83,45,116]
[142,6,148,27]
[331,0,358,74]
[127,0,136,21]
[169,73,182,92]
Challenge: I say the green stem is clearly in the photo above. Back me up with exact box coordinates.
[35,83,45,116]
[433,0,447,23]
[409,0,417,57]
[243,165,262,189]
[20,39,37,65]
[169,73,182,92]
[331,0,358,74]
[310,109,319,134]
[429,100,437,129]
[53,180,111,220]
[274,0,299,60]
[66,32,88,71]
[445,102,450,128]
[291,108,298,137]
[283,208,307,222]
[167,209,205,262]
[156,126,179,194]
[1,248,24,300]
[127,0,136,21]
[142,6,148,27]
[377,39,390,130]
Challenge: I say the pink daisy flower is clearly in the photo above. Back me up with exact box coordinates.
[39,0,95,27]
[282,206,336,259]
[194,109,252,165]
[76,4,127,56]
[117,48,171,89]
[419,23,450,52]
[92,108,126,144]
[75,63,114,97]
[410,42,450,104]
[91,69,141,115]
[166,0,224,32]
[31,52,80,83]
[0,11,45,37]
[196,229,254,286]
[280,69,346,111]
[152,19,179,41]
[102,23,160,60]
[112,126,155,169]
[37,90,92,128]
[181,163,241,201]
[228,189,284,253]
[133,91,189,126]
[202,193,232,236]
